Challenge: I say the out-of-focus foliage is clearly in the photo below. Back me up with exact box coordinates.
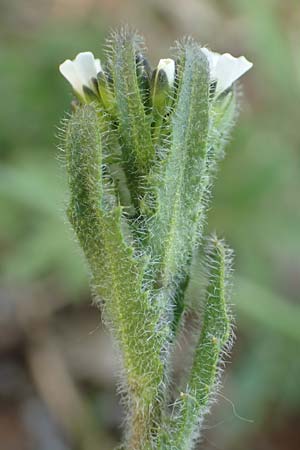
[0,1,300,449]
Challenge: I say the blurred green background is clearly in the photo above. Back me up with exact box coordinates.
[1,1,300,449]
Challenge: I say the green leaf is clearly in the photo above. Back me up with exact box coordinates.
[110,28,155,208]
[63,104,166,449]
[164,236,234,450]
[147,41,210,304]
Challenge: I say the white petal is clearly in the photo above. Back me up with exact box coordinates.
[95,58,102,74]
[215,53,253,93]
[157,58,175,87]
[59,59,83,96]
[201,48,219,73]
[201,48,252,94]
[73,52,98,90]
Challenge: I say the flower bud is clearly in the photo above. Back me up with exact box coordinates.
[151,58,175,115]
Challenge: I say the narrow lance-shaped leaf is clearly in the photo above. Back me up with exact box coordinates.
[165,236,233,450]
[171,88,238,334]
[208,88,238,175]
[110,28,155,208]
[147,41,210,302]
[64,105,166,450]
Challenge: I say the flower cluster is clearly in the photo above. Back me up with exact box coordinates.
[59,47,252,107]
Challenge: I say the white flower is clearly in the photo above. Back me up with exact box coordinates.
[201,48,253,95]
[157,58,176,87]
[59,51,102,100]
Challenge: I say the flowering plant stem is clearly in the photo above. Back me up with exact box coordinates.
[60,27,252,450]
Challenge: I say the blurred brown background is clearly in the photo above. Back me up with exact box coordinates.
[1,0,300,449]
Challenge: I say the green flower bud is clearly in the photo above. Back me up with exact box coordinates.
[151,58,175,116]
